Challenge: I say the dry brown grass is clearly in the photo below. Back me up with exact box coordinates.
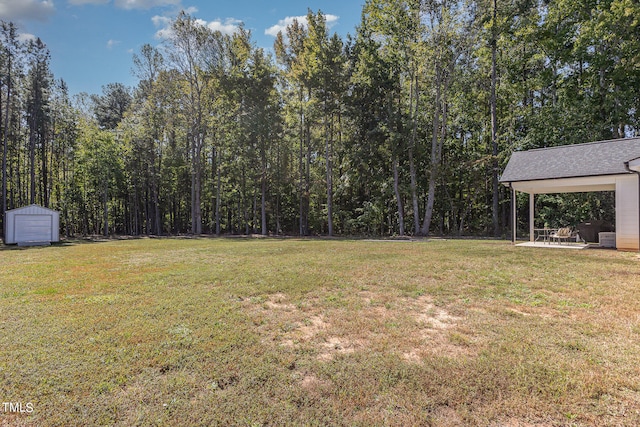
[1,238,640,425]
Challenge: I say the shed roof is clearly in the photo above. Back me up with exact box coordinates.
[500,137,640,183]
[5,204,59,214]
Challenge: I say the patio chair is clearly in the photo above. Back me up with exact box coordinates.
[550,227,573,244]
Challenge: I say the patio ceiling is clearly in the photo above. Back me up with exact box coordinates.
[510,175,618,194]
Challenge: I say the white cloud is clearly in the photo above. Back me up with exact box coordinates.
[154,26,173,40]
[153,14,242,39]
[265,14,339,37]
[114,0,181,10]
[151,14,171,27]
[265,16,303,37]
[205,18,242,35]
[68,0,181,9]
[152,14,173,39]
[0,0,55,22]
[106,39,120,49]
[18,32,38,42]
[67,0,109,5]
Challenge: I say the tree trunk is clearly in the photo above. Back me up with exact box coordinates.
[304,118,311,235]
[491,0,500,237]
[275,137,282,235]
[325,103,333,236]
[41,126,48,207]
[195,134,203,235]
[153,146,161,235]
[144,187,150,235]
[242,165,249,234]
[216,148,221,236]
[261,141,267,236]
[1,56,10,230]
[190,131,203,235]
[29,120,36,205]
[252,187,258,234]
[261,172,267,235]
[392,154,404,236]
[134,184,139,235]
[298,88,305,236]
[153,186,160,235]
[190,134,196,234]
[409,71,420,235]
[63,143,69,237]
[194,167,202,234]
[421,68,443,236]
[103,178,109,236]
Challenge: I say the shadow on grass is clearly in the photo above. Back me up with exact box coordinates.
[0,236,116,251]
[0,234,235,250]
[1,233,516,251]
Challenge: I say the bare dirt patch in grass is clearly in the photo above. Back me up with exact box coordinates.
[262,292,297,311]
[246,289,470,363]
[411,294,461,329]
[430,405,466,426]
[300,372,330,389]
[489,418,554,427]
[297,314,328,340]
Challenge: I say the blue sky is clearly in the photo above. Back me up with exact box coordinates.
[0,0,365,95]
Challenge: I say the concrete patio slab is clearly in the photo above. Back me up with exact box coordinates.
[516,242,591,250]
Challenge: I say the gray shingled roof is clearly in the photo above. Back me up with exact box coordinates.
[500,137,640,183]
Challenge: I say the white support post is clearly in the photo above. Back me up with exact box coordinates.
[529,193,534,242]
[511,186,517,243]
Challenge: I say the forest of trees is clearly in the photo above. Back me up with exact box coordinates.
[1,0,639,239]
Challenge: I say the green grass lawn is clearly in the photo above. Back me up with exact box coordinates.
[2,237,640,426]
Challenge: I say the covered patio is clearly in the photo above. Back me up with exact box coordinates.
[500,137,640,251]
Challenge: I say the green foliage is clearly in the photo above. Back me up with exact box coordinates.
[535,192,615,229]
[2,0,639,238]
[91,83,132,130]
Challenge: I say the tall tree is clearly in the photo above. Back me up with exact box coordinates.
[490,0,500,236]
[304,11,347,236]
[25,37,52,206]
[76,119,124,236]
[420,1,471,236]
[275,17,312,235]
[0,21,21,233]
[49,79,78,237]
[167,11,224,234]
[245,47,279,235]
[132,44,166,234]
[358,0,412,236]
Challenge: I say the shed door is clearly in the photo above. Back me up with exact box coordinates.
[14,214,52,242]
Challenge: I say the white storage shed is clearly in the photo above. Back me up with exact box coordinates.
[4,204,60,245]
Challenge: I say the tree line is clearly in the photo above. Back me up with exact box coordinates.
[1,0,638,239]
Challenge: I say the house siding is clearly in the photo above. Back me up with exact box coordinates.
[615,175,640,251]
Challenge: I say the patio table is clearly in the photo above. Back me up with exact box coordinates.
[534,228,558,244]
